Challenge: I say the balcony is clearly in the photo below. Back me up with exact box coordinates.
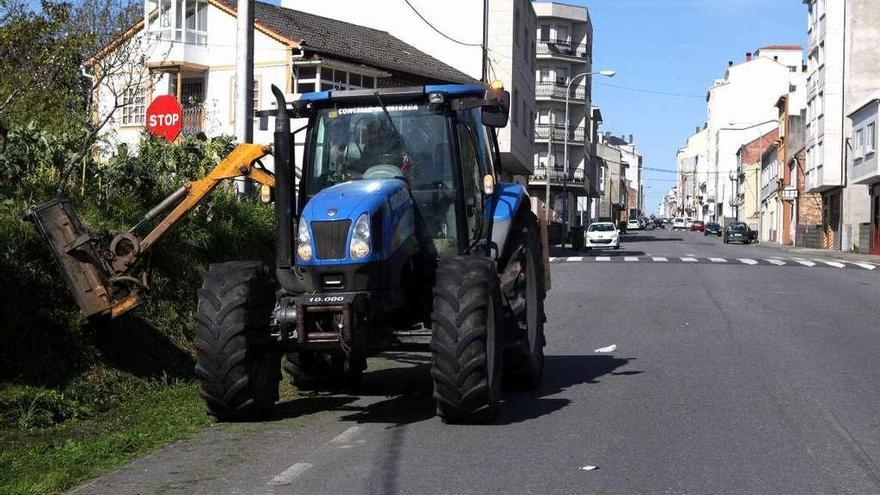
[530,165,586,184]
[535,82,586,101]
[536,39,589,59]
[181,105,203,135]
[533,124,586,143]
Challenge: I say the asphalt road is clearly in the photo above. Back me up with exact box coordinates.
[71,229,880,495]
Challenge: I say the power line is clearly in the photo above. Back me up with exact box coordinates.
[595,81,705,99]
[401,0,483,48]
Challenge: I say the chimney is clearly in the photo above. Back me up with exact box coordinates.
[628,134,633,144]
[802,63,808,72]
[773,56,779,62]
[695,126,701,134]
[746,52,752,62]
[728,61,733,68]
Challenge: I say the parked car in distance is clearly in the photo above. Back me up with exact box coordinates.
[654,218,665,229]
[627,219,641,231]
[691,220,705,232]
[723,222,754,244]
[704,222,722,236]
[672,217,687,230]
[585,222,620,250]
[685,217,694,229]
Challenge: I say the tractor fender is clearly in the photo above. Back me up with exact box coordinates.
[487,182,527,259]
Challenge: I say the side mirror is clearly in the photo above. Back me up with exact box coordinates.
[481,90,510,128]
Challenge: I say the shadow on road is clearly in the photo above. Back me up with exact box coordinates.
[271,353,637,427]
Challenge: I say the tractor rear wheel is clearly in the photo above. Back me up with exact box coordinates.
[194,261,280,421]
[500,210,546,389]
[430,256,503,423]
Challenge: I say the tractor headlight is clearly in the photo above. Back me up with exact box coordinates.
[349,213,371,260]
[297,220,313,261]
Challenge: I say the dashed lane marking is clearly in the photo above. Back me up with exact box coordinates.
[546,255,877,270]
[851,262,877,270]
[709,258,727,263]
[624,256,639,262]
[652,257,669,262]
[268,463,313,486]
[330,426,362,445]
[739,258,759,265]
[819,259,846,268]
[596,256,611,262]
[794,259,817,267]
[566,256,583,262]
[681,257,699,262]
[765,259,786,266]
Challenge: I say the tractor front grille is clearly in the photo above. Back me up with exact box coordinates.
[311,220,351,259]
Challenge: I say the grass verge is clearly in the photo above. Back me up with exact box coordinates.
[0,376,212,495]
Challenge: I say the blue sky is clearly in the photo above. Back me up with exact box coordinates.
[573,0,807,214]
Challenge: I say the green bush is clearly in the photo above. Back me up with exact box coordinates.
[0,129,275,429]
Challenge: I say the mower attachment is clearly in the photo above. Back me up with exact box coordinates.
[26,197,125,319]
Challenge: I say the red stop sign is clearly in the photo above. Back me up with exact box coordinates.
[146,95,183,142]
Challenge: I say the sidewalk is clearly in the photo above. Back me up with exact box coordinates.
[750,242,880,263]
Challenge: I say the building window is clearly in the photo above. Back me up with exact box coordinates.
[228,76,261,122]
[536,151,548,168]
[121,86,146,126]
[867,122,876,154]
[538,24,550,42]
[555,66,568,85]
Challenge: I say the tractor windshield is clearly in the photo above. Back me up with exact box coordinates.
[306,103,469,255]
[306,104,453,195]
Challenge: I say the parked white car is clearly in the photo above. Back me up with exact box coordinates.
[586,222,620,250]
[626,219,641,231]
[672,217,687,230]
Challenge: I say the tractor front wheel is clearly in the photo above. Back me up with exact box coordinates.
[430,256,503,423]
[194,261,280,421]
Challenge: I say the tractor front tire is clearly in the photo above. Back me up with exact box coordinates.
[500,210,546,389]
[194,261,280,421]
[430,257,503,423]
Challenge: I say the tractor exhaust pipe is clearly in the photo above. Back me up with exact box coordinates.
[271,85,303,294]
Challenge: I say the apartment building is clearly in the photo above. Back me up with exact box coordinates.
[676,127,709,221]
[528,1,593,228]
[705,46,805,224]
[736,128,778,231]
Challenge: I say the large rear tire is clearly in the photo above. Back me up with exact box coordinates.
[499,210,546,389]
[430,256,503,423]
[194,261,280,421]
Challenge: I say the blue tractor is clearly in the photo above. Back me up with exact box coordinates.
[29,82,549,423]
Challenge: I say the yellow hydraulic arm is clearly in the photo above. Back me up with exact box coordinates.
[28,143,276,320]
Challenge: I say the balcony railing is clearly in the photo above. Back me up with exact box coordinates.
[536,39,588,58]
[535,82,586,100]
[181,106,203,135]
[530,165,586,183]
[533,124,586,143]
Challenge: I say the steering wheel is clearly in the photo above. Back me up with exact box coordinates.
[363,164,405,180]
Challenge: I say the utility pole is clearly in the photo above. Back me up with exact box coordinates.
[481,0,489,82]
[235,0,255,194]
[545,113,554,221]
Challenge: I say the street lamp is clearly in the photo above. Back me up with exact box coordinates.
[561,69,616,249]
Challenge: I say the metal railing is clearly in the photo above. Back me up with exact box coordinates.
[533,124,586,142]
[535,82,587,100]
[531,165,586,183]
[181,106,203,135]
[536,39,589,58]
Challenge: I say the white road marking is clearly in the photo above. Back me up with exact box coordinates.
[818,259,845,268]
[268,463,313,486]
[738,258,758,265]
[709,258,727,263]
[794,259,816,267]
[594,344,617,353]
[765,259,786,266]
[549,257,558,262]
[685,253,696,257]
[330,426,362,444]
[596,256,611,262]
[566,256,583,262]
[624,256,639,262]
[850,262,877,270]
[681,257,698,262]
[652,257,669,262]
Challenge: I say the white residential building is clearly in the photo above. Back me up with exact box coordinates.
[286,0,537,176]
[806,0,880,252]
[95,0,474,170]
[528,1,593,228]
[676,127,709,221]
[705,46,805,224]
